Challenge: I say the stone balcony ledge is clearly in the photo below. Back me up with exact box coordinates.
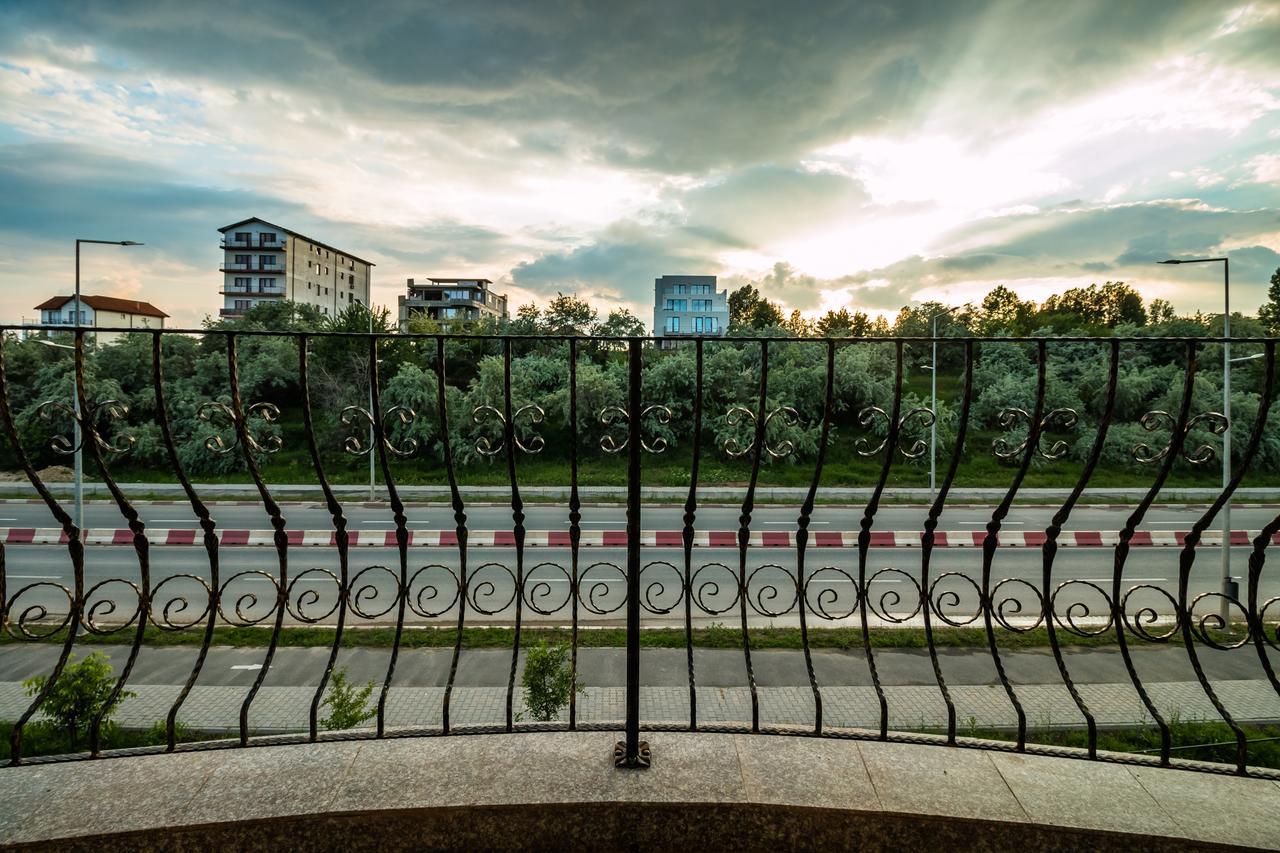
[2,733,1278,851]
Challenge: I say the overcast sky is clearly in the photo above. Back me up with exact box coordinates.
[1,0,1278,328]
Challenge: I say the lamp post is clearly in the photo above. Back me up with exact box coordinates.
[68,239,143,529]
[1158,257,1233,620]
[927,306,960,495]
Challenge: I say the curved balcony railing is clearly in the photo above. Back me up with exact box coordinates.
[0,327,1278,778]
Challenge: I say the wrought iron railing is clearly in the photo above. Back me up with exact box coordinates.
[1,328,1278,777]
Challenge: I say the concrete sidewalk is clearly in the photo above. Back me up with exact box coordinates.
[3,643,1277,734]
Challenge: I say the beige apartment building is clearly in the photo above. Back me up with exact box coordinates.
[218,218,373,319]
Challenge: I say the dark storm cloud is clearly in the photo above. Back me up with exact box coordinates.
[0,0,1243,173]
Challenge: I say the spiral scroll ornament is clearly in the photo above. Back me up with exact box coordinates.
[198,401,283,455]
[599,404,674,454]
[854,405,937,458]
[722,405,799,458]
[472,404,545,455]
[341,405,419,457]
[37,398,136,456]
[1131,410,1228,465]
[992,407,1078,460]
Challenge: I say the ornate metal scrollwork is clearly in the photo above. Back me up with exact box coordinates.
[198,401,283,455]
[1132,410,1228,465]
[340,405,419,457]
[854,405,938,458]
[722,405,799,459]
[598,404,673,454]
[472,404,545,456]
[991,407,1078,460]
[36,398,136,456]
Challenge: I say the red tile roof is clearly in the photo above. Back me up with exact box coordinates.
[34,295,169,319]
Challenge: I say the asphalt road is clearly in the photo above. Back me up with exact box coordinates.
[2,543,1271,628]
[1,500,1278,533]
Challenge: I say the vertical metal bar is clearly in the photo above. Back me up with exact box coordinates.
[297,334,352,741]
[737,339,770,733]
[1247,349,1280,697]
[568,338,581,730]
[225,333,289,746]
[153,331,220,751]
[1176,336,1274,774]
[1221,258,1232,624]
[503,337,526,732]
[1041,340,1119,758]
[682,338,704,731]
[367,333,410,737]
[74,329,150,757]
[435,336,469,734]
[795,339,835,733]
[856,340,907,739]
[978,339,1049,751]
[0,335,84,764]
[920,338,974,745]
[616,336,648,766]
[1110,340,1200,765]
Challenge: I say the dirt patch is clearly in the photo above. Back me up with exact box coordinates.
[0,465,74,483]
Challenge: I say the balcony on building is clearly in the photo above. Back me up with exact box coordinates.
[219,262,287,274]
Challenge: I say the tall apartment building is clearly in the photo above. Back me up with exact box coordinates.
[398,278,509,331]
[652,275,729,344]
[218,218,373,319]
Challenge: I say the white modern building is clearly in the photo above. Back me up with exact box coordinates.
[218,218,374,319]
[398,277,509,331]
[652,275,729,345]
[33,295,168,345]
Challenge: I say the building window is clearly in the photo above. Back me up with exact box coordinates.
[233,231,251,243]
[664,299,687,311]
[234,277,251,290]
[234,299,251,310]
[259,255,276,267]
[260,233,277,244]
[668,316,681,333]
[692,299,712,311]
[704,317,718,333]
[235,254,251,265]
[258,278,276,291]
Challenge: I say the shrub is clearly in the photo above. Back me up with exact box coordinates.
[319,667,377,730]
[21,652,133,748]
[521,642,580,722]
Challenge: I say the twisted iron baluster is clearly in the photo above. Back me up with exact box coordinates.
[0,334,84,765]
[74,332,150,757]
[297,335,352,741]
[796,340,835,733]
[921,339,974,744]
[436,336,469,734]
[1246,346,1280,697]
[617,337,648,766]
[152,332,220,751]
[979,339,1049,750]
[1175,340,1275,774]
[736,339,770,732]
[568,338,581,730]
[502,337,527,731]
[226,333,289,745]
[367,334,410,737]
[1041,340,1120,757]
[856,340,906,739]
[682,339,704,730]
[1110,340,1200,765]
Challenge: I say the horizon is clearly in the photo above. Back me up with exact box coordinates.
[1,1,1278,328]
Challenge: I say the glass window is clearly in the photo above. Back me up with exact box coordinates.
[260,233,277,244]
[669,316,680,333]
[233,232,251,243]
[259,255,276,267]
[234,299,251,310]
[664,299,688,311]
[695,317,704,332]
[235,254,251,265]
[258,278,276,291]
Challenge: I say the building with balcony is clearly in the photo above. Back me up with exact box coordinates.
[218,218,374,320]
[32,294,168,344]
[652,274,728,345]
[398,277,509,331]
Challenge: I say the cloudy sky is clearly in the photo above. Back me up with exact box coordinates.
[1,0,1278,328]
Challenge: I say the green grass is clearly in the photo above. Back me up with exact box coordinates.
[2,622,1247,651]
[0,720,218,761]
[935,717,1280,770]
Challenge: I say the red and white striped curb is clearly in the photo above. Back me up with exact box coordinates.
[2,529,1276,548]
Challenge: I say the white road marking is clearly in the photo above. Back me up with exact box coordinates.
[6,574,63,580]
[150,519,199,523]
[763,521,829,525]
[958,521,1023,525]
[360,520,431,525]
[0,518,17,522]
[1149,522,1192,525]
[1078,577,1165,583]
[230,664,263,671]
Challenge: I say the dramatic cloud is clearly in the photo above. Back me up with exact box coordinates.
[0,0,1277,326]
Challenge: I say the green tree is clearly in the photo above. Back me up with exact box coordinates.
[727,284,784,330]
[542,293,597,335]
[520,642,580,722]
[319,667,377,730]
[22,652,132,748]
[1259,266,1280,336]
[592,307,647,339]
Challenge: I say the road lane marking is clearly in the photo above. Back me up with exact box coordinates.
[230,664,263,671]
[763,521,829,525]
[150,519,199,523]
[958,521,1023,525]
[1078,577,1165,583]
[6,574,63,580]
[359,520,432,525]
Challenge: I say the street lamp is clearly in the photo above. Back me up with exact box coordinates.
[926,306,961,495]
[65,239,143,530]
[1158,257,1233,619]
